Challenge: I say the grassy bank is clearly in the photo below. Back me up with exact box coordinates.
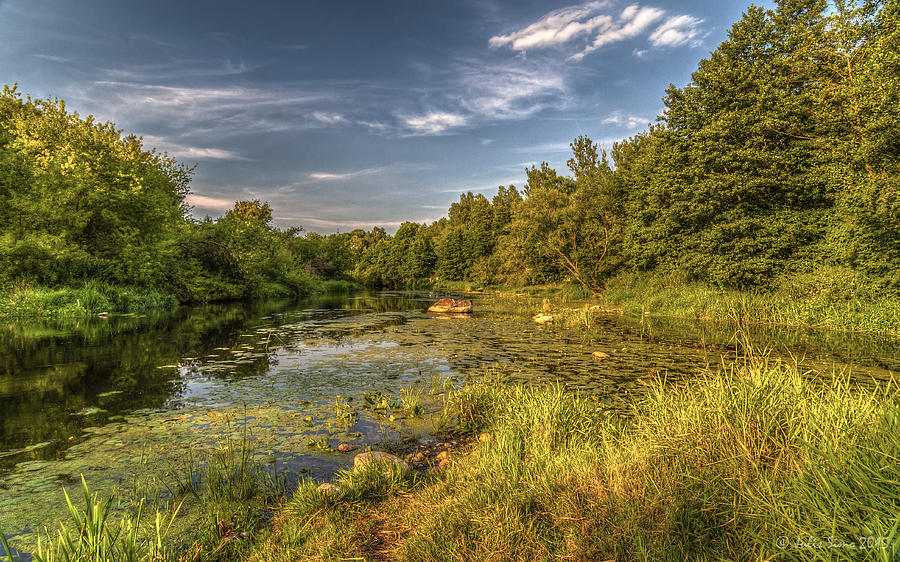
[599,272,900,335]
[4,354,898,560]
[248,355,900,560]
[0,282,179,318]
[0,277,364,320]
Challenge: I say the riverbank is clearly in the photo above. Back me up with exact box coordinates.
[0,280,364,319]
[433,272,900,336]
[0,283,179,318]
[248,353,900,560]
[6,353,898,560]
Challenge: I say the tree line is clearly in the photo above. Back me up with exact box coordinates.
[1,0,896,304]
[311,0,900,297]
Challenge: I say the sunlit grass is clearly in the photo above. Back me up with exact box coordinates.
[246,351,900,560]
[600,272,900,335]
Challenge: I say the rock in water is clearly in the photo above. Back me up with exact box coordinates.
[532,314,553,324]
[337,443,359,453]
[428,298,473,313]
[592,351,611,359]
[353,451,409,470]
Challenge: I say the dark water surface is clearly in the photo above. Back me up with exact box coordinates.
[1,291,897,548]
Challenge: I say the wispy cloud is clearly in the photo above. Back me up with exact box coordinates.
[185,194,235,211]
[602,111,648,129]
[649,15,704,47]
[142,135,249,161]
[33,53,70,63]
[307,167,384,181]
[401,111,468,135]
[77,81,325,136]
[461,63,568,120]
[489,2,701,60]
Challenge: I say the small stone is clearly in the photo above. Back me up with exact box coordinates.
[532,314,553,325]
[337,443,359,453]
[436,450,450,462]
[353,451,409,470]
[413,452,425,463]
[317,483,341,496]
[438,458,450,470]
[478,432,491,443]
[592,351,611,359]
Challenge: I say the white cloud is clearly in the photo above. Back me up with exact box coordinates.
[185,194,235,211]
[488,1,612,51]
[572,4,664,60]
[141,135,248,161]
[33,53,70,63]
[489,2,701,60]
[402,112,468,135]
[649,15,704,47]
[307,167,383,181]
[310,111,346,125]
[603,111,648,129]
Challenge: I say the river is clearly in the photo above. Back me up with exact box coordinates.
[1,291,897,551]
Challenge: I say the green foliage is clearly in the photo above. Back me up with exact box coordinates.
[0,87,323,313]
[19,477,181,562]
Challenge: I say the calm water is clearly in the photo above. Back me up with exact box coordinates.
[1,291,897,548]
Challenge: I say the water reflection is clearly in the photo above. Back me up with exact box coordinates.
[1,292,896,473]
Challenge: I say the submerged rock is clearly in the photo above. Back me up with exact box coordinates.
[353,451,408,470]
[428,298,473,314]
[336,443,359,453]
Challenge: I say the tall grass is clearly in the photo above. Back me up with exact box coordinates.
[0,281,178,318]
[248,353,900,560]
[0,476,181,562]
[3,427,285,562]
[317,279,365,294]
[600,271,900,335]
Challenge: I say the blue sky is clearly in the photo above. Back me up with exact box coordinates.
[0,0,756,232]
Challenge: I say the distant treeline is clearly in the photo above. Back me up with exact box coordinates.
[1,0,897,305]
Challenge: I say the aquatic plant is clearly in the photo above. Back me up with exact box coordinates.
[400,387,425,418]
[5,476,183,562]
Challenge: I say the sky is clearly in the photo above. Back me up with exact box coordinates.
[0,0,757,233]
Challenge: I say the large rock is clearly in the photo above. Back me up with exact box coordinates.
[353,451,409,470]
[428,298,473,314]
